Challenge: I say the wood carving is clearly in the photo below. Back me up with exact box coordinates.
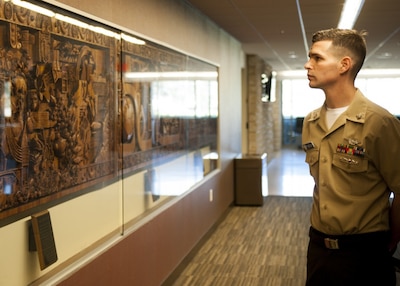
[0,2,117,221]
[0,0,218,224]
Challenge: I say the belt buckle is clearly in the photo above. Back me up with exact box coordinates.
[324,238,339,249]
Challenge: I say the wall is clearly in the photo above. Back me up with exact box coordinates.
[0,0,243,285]
[272,81,283,151]
[246,55,280,158]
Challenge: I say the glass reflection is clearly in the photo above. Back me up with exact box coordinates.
[121,39,219,222]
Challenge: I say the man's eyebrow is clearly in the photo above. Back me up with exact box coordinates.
[308,51,322,58]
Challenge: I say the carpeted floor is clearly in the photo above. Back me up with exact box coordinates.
[166,196,313,286]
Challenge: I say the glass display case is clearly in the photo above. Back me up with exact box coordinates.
[0,0,219,227]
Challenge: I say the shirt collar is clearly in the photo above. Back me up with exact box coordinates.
[307,89,367,123]
[344,89,367,123]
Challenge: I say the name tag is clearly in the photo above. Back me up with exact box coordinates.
[302,142,315,151]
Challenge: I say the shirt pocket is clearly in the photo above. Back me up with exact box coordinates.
[305,149,319,179]
[305,149,319,166]
[332,153,368,173]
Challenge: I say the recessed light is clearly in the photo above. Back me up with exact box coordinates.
[376,52,392,59]
[288,51,298,59]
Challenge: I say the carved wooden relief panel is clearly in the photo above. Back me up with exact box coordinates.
[0,1,118,222]
[0,0,218,225]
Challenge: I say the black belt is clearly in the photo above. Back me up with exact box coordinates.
[309,226,389,250]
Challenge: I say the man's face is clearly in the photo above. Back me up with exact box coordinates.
[304,40,342,89]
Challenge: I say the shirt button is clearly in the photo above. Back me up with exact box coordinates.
[321,157,327,163]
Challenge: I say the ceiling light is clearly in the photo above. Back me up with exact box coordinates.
[55,14,88,29]
[124,71,218,80]
[288,51,298,59]
[121,33,146,45]
[337,0,365,29]
[376,52,392,59]
[12,0,55,17]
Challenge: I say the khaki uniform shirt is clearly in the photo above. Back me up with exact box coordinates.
[302,90,400,235]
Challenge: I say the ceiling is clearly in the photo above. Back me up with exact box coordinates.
[186,0,400,71]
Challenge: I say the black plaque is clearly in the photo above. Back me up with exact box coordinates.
[30,210,58,270]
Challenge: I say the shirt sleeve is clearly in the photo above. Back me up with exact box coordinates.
[370,114,400,194]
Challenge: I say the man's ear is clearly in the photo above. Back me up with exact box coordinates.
[339,56,352,74]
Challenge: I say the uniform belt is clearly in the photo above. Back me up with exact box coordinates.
[309,226,389,250]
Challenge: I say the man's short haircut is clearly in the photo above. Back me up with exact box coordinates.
[312,28,367,78]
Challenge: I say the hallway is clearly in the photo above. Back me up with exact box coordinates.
[165,147,314,286]
[267,147,313,197]
[166,147,400,285]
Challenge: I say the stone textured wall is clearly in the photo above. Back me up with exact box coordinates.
[246,55,281,159]
[272,82,282,151]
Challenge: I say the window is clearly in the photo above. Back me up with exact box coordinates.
[281,75,400,146]
[355,77,400,115]
[282,79,324,119]
[282,77,400,119]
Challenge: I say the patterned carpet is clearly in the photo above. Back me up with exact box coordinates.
[165,196,313,286]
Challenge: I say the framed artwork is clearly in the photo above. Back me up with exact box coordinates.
[0,1,119,224]
[0,0,219,226]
